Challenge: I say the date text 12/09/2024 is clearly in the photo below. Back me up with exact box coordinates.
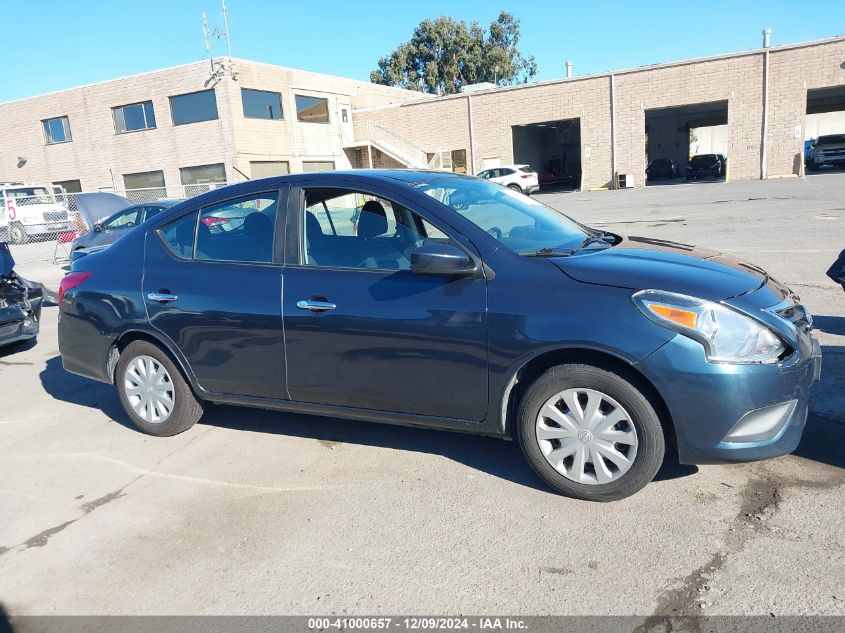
[307,617,528,630]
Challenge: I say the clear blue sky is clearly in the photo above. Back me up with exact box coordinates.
[4,0,844,102]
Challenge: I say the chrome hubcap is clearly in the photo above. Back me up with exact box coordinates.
[124,355,174,424]
[535,388,638,485]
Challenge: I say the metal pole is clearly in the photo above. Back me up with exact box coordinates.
[610,74,617,189]
[467,94,476,175]
[761,49,770,180]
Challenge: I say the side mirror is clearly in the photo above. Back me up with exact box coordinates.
[411,243,476,277]
[93,223,103,233]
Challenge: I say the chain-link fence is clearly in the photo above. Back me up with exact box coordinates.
[1,182,228,270]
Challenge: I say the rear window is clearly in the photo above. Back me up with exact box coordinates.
[817,135,845,145]
[518,166,536,173]
[690,155,717,165]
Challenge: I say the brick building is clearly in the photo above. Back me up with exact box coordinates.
[2,35,844,193]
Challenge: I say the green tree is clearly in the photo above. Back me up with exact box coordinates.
[370,12,538,95]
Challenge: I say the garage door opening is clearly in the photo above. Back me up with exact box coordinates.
[805,86,845,175]
[645,101,728,186]
[512,119,581,191]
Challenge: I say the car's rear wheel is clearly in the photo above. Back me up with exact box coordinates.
[115,340,204,436]
[507,184,522,192]
[9,223,28,245]
[516,363,665,501]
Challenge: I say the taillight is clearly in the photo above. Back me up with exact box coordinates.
[520,174,531,179]
[58,272,91,305]
[201,216,229,227]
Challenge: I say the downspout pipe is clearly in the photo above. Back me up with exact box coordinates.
[610,73,617,189]
[467,94,476,175]
[761,28,772,180]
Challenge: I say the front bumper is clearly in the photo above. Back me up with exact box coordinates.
[637,333,820,465]
[24,221,73,236]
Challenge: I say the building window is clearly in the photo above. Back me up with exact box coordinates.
[169,89,218,126]
[451,149,467,174]
[53,179,82,193]
[123,170,166,200]
[295,95,330,124]
[341,108,348,123]
[250,161,290,179]
[241,88,283,120]
[180,163,226,196]
[42,116,72,144]
[113,100,156,133]
[302,161,335,172]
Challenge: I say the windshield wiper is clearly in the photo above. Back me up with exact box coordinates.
[571,231,616,253]
[521,247,574,258]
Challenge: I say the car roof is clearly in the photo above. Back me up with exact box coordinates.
[127,199,183,209]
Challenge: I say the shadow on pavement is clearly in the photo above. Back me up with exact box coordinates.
[39,356,697,493]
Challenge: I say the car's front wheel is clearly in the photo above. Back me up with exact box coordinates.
[115,340,204,436]
[516,363,665,501]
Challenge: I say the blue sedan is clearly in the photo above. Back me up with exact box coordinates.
[57,170,821,501]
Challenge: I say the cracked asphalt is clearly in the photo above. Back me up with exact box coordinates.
[1,174,844,619]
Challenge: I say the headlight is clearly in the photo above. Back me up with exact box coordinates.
[633,290,786,364]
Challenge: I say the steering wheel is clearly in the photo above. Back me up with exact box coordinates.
[487,226,503,239]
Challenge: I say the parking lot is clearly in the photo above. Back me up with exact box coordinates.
[1,175,844,618]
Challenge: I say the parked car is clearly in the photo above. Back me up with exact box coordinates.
[58,170,821,501]
[686,154,723,180]
[827,249,845,292]
[645,158,679,181]
[806,134,845,171]
[0,183,74,244]
[0,242,42,348]
[71,198,182,256]
[476,165,539,194]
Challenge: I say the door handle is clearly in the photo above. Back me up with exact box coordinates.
[147,292,178,303]
[296,300,336,312]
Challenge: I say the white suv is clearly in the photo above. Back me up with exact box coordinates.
[476,165,539,195]
[0,183,73,244]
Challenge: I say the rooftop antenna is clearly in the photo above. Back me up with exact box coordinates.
[219,0,238,80]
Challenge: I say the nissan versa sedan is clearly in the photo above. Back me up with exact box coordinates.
[57,170,821,501]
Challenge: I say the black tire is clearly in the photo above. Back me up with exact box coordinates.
[507,183,522,192]
[516,363,665,502]
[115,340,204,437]
[806,160,819,172]
[9,223,28,245]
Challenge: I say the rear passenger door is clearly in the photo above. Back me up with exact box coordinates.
[143,189,287,399]
[281,183,489,421]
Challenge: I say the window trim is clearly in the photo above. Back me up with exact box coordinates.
[112,100,157,134]
[292,184,476,274]
[42,115,72,145]
[294,94,331,125]
[168,89,219,126]
[240,87,284,121]
[155,189,285,266]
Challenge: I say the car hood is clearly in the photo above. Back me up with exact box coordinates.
[75,192,132,230]
[551,236,792,302]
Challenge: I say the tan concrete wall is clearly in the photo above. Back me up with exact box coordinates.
[359,37,845,189]
[0,62,234,192]
[765,40,845,176]
[0,59,424,191]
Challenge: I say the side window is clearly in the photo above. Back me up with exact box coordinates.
[302,189,448,270]
[196,193,278,263]
[102,208,141,230]
[159,211,199,259]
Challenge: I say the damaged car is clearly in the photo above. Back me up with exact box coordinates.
[1,242,42,348]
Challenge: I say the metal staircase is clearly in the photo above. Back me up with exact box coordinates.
[348,120,450,170]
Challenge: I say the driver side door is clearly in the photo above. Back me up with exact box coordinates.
[282,183,489,421]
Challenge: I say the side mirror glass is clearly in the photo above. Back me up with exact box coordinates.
[411,243,476,276]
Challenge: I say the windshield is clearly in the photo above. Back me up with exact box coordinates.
[4,187,52,205]
[419,177,589,254]
[690,155,717,166]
